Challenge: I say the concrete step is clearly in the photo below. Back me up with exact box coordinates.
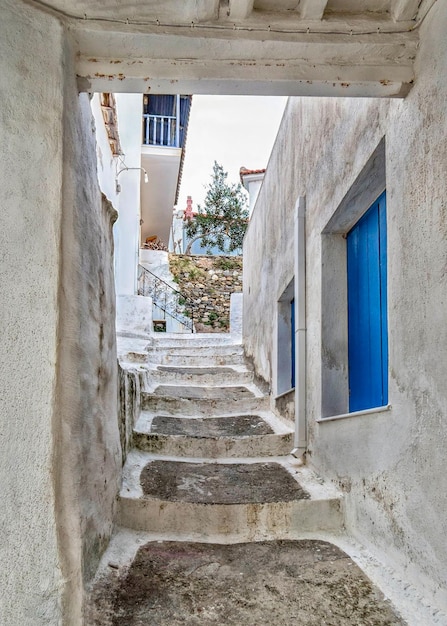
[133,411,293,458]
[118,452,344,539]
[145,344,246,367]
[144,364,254,386]
[141,384,269,416]
[145,333,237,348]
[88,534,407,626]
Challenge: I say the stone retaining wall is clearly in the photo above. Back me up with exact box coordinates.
[169,254,242,332]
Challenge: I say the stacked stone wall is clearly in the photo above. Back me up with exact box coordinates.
[169,254,242,332]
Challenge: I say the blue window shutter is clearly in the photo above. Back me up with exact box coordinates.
[347,192,387,412]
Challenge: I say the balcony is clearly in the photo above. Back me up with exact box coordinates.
[142,114,180,148]
[140,95,192,247]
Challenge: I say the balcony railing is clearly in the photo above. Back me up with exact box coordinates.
[142,114,180,148]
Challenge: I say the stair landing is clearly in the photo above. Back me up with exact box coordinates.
[87,535,405,626]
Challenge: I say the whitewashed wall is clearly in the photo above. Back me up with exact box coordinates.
[91,93,143,296]
[243,1,447,613]
[0,2,65,623]
[0,3,123,623]
[114,94,144,296]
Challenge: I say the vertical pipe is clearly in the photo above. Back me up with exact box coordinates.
[145,116,149,144]
[161,116,164,146]
[168,118,172,146]
[293,196,307,456]
[175,95,181,148]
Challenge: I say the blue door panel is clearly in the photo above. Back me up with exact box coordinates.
[291,298,295,389]
[347,192,387,412]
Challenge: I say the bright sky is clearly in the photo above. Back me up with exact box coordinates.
[177,95,287,211]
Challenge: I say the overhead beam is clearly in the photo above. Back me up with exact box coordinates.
[391,0,420,21]
[228,0,254,20]
[74,24,417,97]
[299,0,329,20]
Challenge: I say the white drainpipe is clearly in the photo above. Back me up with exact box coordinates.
[292,196,307,459]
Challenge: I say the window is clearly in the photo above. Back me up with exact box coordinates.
[275,279,295,396]
[320,138,387,417]
[347,192,388,411]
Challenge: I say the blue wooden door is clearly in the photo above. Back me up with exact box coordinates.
[347,192,387,412]
[291,298,295,389]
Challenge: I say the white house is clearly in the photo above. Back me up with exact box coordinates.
[243,3,447,613]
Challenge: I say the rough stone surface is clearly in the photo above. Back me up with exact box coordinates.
[86,540,405,625]
[119,364,144,462]
[169,254,242,332]
[151,415,274,437]
[55,54,122,620]
[140,461,310,503]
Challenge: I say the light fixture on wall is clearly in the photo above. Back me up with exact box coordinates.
[115,166,149,193]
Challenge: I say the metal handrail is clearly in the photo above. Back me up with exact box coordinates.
[137,264,195,332]
[142,114,179,147]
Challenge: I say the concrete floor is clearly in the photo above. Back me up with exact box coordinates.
[86,539,405,625]
[140,460,310,504]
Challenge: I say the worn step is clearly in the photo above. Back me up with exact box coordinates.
[145,344,246,367]
[141,385,269,416]
[118,452,344,539]
[145,333,236,348]
[87,537,406,626]
[133,411,293,457]
[145,364,254,386]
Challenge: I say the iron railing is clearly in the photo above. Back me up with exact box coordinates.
[142,114,179,147]
[137,264,195,332]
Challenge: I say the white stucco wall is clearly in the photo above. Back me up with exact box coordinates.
[243,1,447,613]
[0,3,123,623]
[114,94,144,296]
[0,2,64,623]
[56,57,122,621]
[246,177,264,218]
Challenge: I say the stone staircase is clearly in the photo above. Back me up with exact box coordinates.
[87,334,425,626]
[116,333,344,542]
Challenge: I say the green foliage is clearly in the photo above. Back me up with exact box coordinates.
[184,162,249,255]
[213,256,242,271]
[169,255,206,281]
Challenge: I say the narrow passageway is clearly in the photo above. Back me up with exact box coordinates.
[86,332,404,625]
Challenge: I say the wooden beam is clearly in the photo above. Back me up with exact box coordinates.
[228,0,254,20]
[299,0,329,20]
[74,23,416,97]
[391,0,421,21]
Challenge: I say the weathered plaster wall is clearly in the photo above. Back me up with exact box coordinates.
[243,1,447,612]
[55,41,122,621]
[0,2,64,623]
[0,3,122,623]
[243,124,296,383]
